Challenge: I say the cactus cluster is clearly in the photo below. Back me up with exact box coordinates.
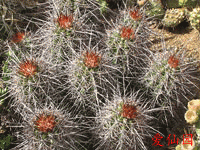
[0,0,199,150]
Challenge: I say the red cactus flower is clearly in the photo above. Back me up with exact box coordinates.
[121,104,138,119]
[57,13,73,29]
[35,114,56,133]
[18,60,38,78]
[121,27,135,40]
[83,51,101,68]
[129,9,142,21]
[11,32,25,43]
[168,55,179,69]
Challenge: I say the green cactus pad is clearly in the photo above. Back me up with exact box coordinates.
[189,7,200,31]
[162,8,187,27]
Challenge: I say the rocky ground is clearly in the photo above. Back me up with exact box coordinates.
[150,21,200,53]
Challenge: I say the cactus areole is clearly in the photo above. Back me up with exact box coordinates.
[168,56,179,69]
[57,14,73,29]
[35,114,56,133]
[11,32,25,43]
[121,104,138,119]
[121,27,135,40]
[19,60,38,78]
[84,51,101,68]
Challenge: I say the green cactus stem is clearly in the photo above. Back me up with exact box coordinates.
[145,0,165,19]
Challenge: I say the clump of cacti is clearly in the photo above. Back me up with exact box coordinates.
[0,0,200,149]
